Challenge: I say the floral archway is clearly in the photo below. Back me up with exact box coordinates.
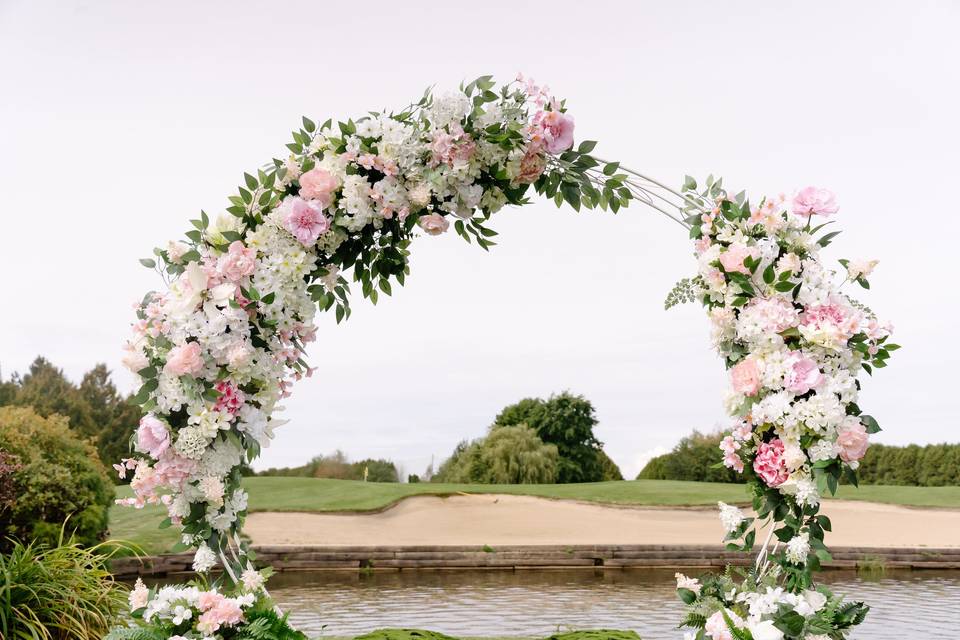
[111,75,896,640]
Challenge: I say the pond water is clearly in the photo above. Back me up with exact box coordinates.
[266,568,960,639]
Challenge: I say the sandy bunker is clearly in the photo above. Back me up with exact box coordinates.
[244,494,960,548]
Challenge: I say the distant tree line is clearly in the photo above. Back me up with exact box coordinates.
[639,430,960,487]
[433,391,623,484]
[258,450,400,482]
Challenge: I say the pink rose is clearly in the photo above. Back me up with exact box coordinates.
[516,150,546,184]
[298,167,339,208]
[718,242,757,275]
[165,342,204,377]
[837,420,869,463]
[417,213,449,236]
[792,186,838,217]
[730,357,761,396]
[753,439,788,487]
[280,196,330,246]
[539,110,575,153]
[784,351,823,394]
[135,415,170,459]
[217,241,257,282]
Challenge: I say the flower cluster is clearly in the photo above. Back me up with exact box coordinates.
[675,570,868,640]
[109,570,304,640]
[118,75,631,579]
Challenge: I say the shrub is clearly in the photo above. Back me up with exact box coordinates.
[637,431,744,483]
[433,425,559,484]
[0,534,127,640]
[597,449,624,481]
[0,406,114,550]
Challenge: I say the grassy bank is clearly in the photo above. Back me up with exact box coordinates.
[109,478,960,554]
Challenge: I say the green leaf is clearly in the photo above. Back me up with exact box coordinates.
[860,414,881,434]
[603,162,620,176]
[577,140,597,154]
[139,258,156,269]
[762,264,775,284]
[676,587,698,604]
[817,230,842,247]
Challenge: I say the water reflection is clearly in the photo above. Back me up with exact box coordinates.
[267,568,959,638]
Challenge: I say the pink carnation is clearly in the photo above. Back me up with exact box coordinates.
[135,415,170,459]
[753,439,788,487]
[298,167,339,208]
[213,380,245,416]
[281,197,330,246]
[418,213,449,236]
[792,186,838,217]
[837,420,869,463]
[784,351,823,394]
[217,241,257,282]
[165,342,204,377]
[730,357,762,396]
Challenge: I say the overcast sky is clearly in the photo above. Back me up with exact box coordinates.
[1,1,957,479]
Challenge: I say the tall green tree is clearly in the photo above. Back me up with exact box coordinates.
[494,391,604,483]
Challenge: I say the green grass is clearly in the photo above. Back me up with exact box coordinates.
[109,478,960,555]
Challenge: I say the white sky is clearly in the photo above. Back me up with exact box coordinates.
[1,1,958,479]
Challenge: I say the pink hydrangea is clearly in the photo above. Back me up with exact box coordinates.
[429,127,476,167]
[720,435,744,473]
[165,342,204,376]
[418,213,449,236]
[792,186,838,217]
[837,420,869,463]
[197,594,244,633]
[730,357,762,396]
[281,196,330,246]
[753,439,788,487]
[217,241,257,282]
[784,351,824,394]
[135,415,170,459]
[298,167,339,208]
[741,296,799,334]
[213,380,245,416]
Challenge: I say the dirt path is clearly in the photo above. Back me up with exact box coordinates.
[244,494,960,548]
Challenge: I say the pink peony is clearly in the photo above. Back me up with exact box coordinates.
[718,242,757,275]
[705,609,743,640]
[135,415,170,459]
[730,357,762,396]
[753,439,788,487]
[298,167,339,208]
[516,150,546,184]
[539,110,575,153]
[417,213,449,236]
[837,420,869,463]
[165,342,204,376]
[281,197,330,246]
[217,241,257,282]
[792,186,838,217]
[784,351,824,394]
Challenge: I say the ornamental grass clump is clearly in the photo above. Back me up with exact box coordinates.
[0,534,127,640]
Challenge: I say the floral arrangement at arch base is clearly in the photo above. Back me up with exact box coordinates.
[110,74,895,640]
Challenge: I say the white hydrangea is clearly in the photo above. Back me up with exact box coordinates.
[718,501,745,534]
[785,532,811,564]
[192,543,218,572]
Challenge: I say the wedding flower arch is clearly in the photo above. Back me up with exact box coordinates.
[114,75,897,640]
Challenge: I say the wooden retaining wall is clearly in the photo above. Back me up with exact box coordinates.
[110,544,960,578]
